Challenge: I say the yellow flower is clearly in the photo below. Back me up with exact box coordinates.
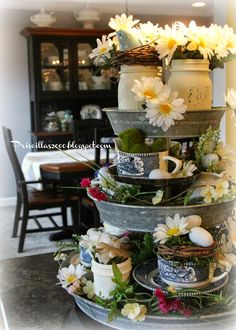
[108,14,139,32]
[167,286,177,294]
[200,185,217,203]
[152,190,164,205]
[121,303,147,322]
[215,180,229,198]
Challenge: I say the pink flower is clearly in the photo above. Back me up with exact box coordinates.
[154,288,192,317]
[80,178,91,188]
[88,187,108,201]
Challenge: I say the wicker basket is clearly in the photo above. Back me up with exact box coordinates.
[158,241,217,259]
[111,45,162,67]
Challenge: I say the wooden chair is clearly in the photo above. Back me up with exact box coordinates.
[75,119,107,144]
[2,126,79,252]
[80,126,115,230]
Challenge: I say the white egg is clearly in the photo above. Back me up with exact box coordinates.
[149,169,172,179]
[185,215,202,230]
[189,227,214,247]
[201,153,219,170]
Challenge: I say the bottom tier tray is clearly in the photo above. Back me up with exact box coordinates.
[74,293,235,330]
[89,196,236,232]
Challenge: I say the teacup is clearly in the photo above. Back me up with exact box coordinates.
[114,138,182,178]
[158,257,226,289]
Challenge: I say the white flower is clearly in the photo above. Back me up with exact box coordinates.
[200,185,218,203]
[82,279,95,299]
[225,88,236,112]
[108,14,139,32]
[152,190,164,205]
[215,180,229,198]
[79,228,111,253]
[185,21,215,60]
[121,303,147,322]
[153,214,189,244]
[225,217,236,249]
[131,77,170,103]
[138,21,160,43]
[53,253,67,262]
[209,24,236,59]
[88,35,113,65]
[57,264,86,288]
[155,22,187,62]
[176,160,197,178]
[145,92,186,132]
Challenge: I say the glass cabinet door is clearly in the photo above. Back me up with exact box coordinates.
[40,42,70,92]
[77,42,112,91]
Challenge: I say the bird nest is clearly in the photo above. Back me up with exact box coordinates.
[158,241,217,260]
[111,44,162,67]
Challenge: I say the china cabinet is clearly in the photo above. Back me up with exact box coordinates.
[21,27,118,150]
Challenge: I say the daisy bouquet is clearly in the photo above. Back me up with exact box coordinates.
[89,14,236,70]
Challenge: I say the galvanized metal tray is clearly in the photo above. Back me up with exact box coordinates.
[88,195,236,232]
[73,292,235,330]
[103,107,226,138]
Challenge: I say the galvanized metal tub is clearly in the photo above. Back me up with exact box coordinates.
[103,107,226,138]
[73,294,236,330]
[89,196,236,232]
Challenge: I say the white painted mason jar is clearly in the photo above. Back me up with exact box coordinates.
[118,65,161,110]
[91,258,132,299]
[167,59,212,111]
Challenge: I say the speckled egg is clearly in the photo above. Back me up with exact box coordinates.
[185,215,202,230]
[189,227,214,247]
[149,169,172,179]
[201,153,219,170]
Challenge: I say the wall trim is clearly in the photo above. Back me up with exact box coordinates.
[0,197,16,207]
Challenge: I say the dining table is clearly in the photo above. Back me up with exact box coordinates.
[21,148,114,240]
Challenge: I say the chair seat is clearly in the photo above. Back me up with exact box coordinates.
[28,188,79,208]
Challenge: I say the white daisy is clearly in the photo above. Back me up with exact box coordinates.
[185,21,214,60]
[79,228,111,253]
[145,92,186,132]
[131,76,170,103]
[155,22,187,62]
[209,24,236,59]
[57,264,86,288]
[108,14,139,32]
[138,21,160,43]
[88,35,113,65]
[153,214,189,244]
[176,160,197,178]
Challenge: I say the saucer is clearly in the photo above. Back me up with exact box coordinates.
[133,259,229,296]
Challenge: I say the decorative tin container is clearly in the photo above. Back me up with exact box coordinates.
[103,107,226,138]
[88,195,236,232]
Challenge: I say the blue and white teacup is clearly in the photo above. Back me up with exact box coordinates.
[158,257,224,289]
[79,247,92,267]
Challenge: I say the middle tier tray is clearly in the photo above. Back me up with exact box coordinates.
[88,195,236,232]
[103,107,226,138]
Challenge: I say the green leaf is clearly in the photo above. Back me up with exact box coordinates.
[112,262,122,285]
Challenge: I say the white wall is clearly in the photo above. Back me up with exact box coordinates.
[0,7,217,201]
[0,10,32,199]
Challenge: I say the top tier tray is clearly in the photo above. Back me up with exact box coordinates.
[103,107,226,138]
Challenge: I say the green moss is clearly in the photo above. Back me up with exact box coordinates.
[150,138,167,152]
[118,128,144,152]
[128,144,151,153]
